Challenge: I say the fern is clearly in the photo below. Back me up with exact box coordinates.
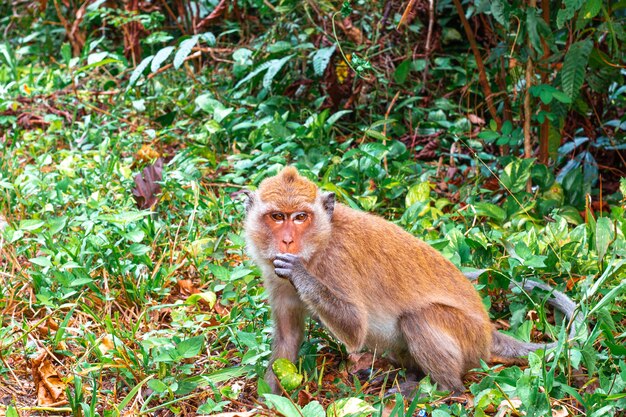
[561,39,593,101]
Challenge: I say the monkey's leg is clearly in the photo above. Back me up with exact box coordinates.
[398,307,471,395]
[266,280,307,394]
[274,253,366,351]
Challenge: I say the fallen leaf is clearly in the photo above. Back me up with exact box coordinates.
[552,405,569,417]
[177,279,199,296]
[32,351,66,406]
[468,114,485,125]
[132,158,163,209]
[98,334,116,355]
[135,144,160,164]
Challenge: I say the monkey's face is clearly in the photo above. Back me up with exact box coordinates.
[263,210,313,254]
[243,167,335,264]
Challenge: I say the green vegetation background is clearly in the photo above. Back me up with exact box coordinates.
[0,0,625,416]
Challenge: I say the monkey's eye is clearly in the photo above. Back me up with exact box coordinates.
[270,213,285,222]
[293,212,308,223]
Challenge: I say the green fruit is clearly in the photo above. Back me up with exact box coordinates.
[272,358,298,380]
[280,373,303,392]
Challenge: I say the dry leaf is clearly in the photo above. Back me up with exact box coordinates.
[98,334,116,355]
[136,144,160,164]
[176,279,199,296]
[342,18,364,44]
[468,114,485,125]
[207,412,257,417]
[132,158,163,209]
[32,352,66,406]
[552,406,569,417]
[495,397,522,417]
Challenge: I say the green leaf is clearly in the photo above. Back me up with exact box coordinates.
[561,39,593,100]
[406,182,431,207]
[147,379,168,393]
[501,158,534,193]
[151,46,175,73]
[526,9,542,54]
[312,45,336,77]
[326,398,375,417]
[394,60,411,84]
[19,219,45,231]
[77,57,121,73]
[491,0,510,29]
[263,55,293,90]
[6,405,19,417]
[128,55,154,87]
[474,202,506,223]
[302,401,325,417]
[235,55,294,90]
[556,0,584,28]
[595,217,614,262]
[29,256,52,268]
[129,243,151,256]
[176,336,204,359]
[174,36,199,69]
[263,394,302,417]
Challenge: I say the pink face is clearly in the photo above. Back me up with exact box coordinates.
[264,211,313,254]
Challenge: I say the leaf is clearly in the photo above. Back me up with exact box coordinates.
[501,158,534,194]
[394,60,411,84]
[302,401,325,417]
[29,256,52,268]
[174,36,199,69]
[128,55,154,87]
[526,9,542,54]
[132,158,163,209]
[151,46,175,73]
[491,0,509,29]
[176,336,205,359]
[147,379,168,393]
[595,217,614,262]
[326,397,375,417]
[474,202,506,223]
[263,394,302,417]
[262,55,293,90]
[556,0,584,28]
[32,352,66,406]
[312,45,336,77]
[406,182,431,207]
[561,39,593,100]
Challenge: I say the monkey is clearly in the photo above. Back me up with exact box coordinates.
[243,166,583,396]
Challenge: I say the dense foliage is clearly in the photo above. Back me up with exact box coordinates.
[0,0,625,416]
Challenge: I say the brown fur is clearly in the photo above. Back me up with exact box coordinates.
[244,167,579,395]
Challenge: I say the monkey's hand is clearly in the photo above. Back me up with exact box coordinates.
[273,253,309,286]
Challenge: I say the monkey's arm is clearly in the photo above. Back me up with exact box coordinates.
[265,281,306,394]
[273,253,366,351]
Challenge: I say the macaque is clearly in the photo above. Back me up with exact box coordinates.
[243,167,581,395]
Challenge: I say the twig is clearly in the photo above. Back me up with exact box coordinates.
[422,0,436,88]
[451,0,502,128]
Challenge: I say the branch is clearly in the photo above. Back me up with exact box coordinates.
[451,0,502,128]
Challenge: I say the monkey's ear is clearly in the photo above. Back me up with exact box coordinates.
[321,192,335,218]
[242,190,255,213]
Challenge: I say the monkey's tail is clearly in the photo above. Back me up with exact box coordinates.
[490,279,584,358]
